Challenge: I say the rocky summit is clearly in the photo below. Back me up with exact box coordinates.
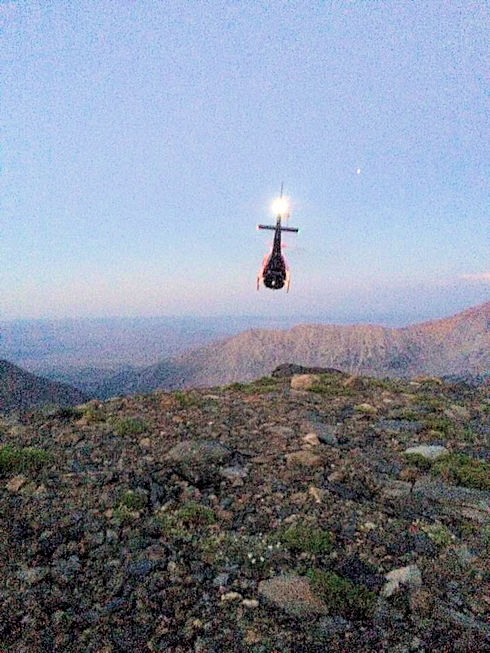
[1,371,489,652]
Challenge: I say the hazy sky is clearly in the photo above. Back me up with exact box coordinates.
[1,1,488,323]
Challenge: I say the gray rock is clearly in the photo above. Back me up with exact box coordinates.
[166,440,232,485]
[435,605,490,637]
[17,566,49,586]
[219,466,248,481]
[318,432,338,445]
[212,572,229,587]
[317,616,352,636]
[412,478,490,522]
[375,419,424,434]
[127,559,156,578]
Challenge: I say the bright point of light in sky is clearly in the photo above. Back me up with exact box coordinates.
[271,196,290,217]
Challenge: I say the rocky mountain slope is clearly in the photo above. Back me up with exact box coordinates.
[96,302,490,397]
[1,369,489,651]
[0,360,87,415]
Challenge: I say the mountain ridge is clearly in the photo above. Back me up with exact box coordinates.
[0,360,88,414]
[95,301,489,397]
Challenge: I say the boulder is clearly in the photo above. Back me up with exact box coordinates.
[286,450,323,468]
[166,440,232,485]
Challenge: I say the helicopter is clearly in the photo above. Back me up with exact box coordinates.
[256,185,299,291]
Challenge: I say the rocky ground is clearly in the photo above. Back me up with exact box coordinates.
[0,369,489,652]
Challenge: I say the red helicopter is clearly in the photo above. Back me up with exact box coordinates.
[256,185,299,292]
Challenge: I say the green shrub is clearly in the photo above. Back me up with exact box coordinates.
[112,417,147,436]
[175,501,215,526]
[113,504,137,526]
[402,453,433,472]
[0,445,51,474]
[279,524,333,555]
[306,568,376,619]
[396,408,420,421]
[431,453,490,490]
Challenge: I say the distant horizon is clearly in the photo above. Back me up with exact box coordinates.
[1,297,487,329]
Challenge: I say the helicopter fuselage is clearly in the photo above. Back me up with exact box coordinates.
[262,221,287,289]
[257,215,298,291]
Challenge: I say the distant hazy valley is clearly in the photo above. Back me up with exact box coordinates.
[0,303,488,412]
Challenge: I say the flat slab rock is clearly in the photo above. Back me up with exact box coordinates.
[381,478,490,523]
[259,574,328,617]
[375,419,424,434]
[403,445,449,460]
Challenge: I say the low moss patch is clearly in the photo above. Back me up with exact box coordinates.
[305,568,376,619]
[431,453,490,491]
[112,417,147,436]
[175,501,215,526]
[173,391,202,408]
[279,524,333,555]
[119,489,147,510]
[309,374,354,397]
[227,377,279,395]
[157,501,215,540]
[0,445,51,475]
[423,415,454,437]
[420,521,454,548]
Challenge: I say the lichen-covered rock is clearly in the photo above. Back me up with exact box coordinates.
[259,574,328,616]
[382,565,422,597]
[6,475,27,492]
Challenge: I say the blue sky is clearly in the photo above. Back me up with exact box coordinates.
[1,1,488,323]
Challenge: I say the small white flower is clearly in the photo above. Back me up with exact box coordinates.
[247,553,252,558]
[267,545,273,550]
[251,558,256,564]
[260,556,265,562]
